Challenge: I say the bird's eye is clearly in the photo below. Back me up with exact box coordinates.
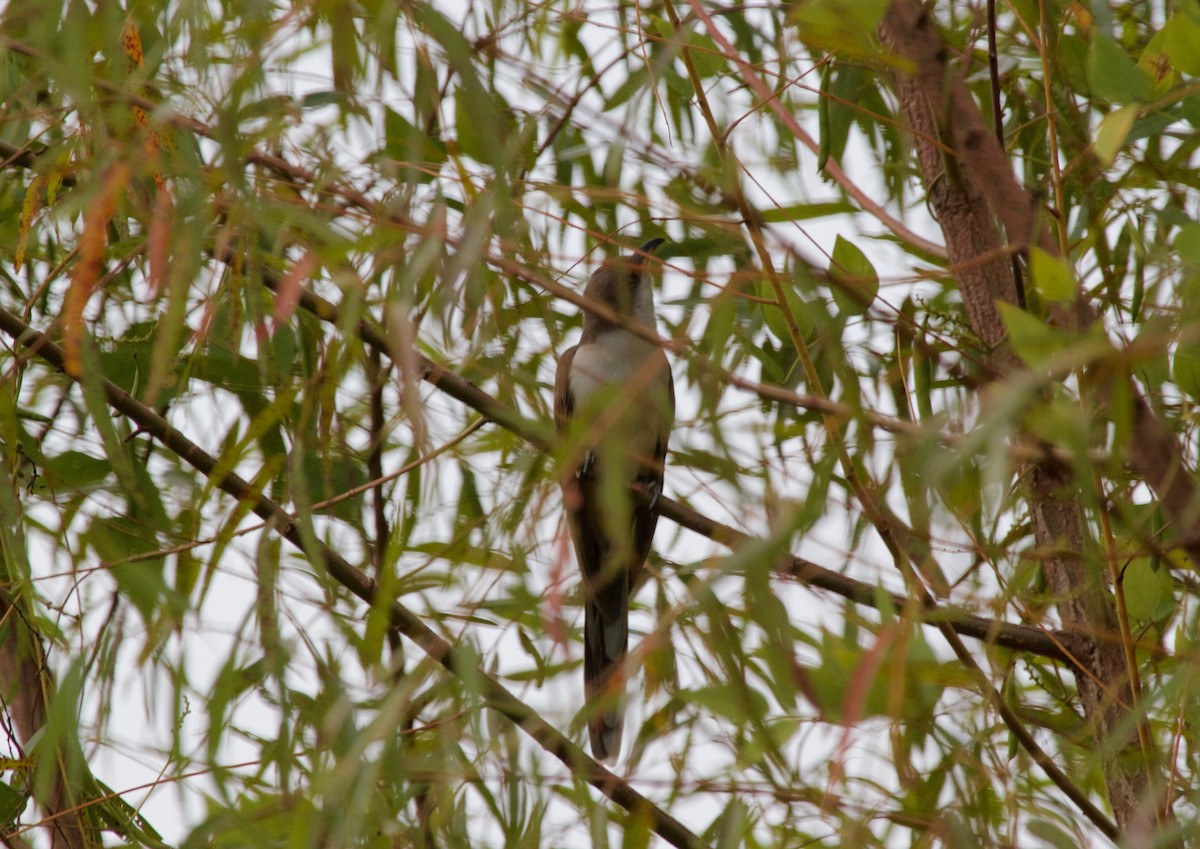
[629,271,641,285]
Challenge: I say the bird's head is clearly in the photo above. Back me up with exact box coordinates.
[583,238,665,325]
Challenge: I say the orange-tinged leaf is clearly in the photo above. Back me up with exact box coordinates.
[64,163,130,376]
[840,622,898,727]
[273,251,318,331]
[147,189,174,297]
[122,17,168,191]
[544,523,570,654]
[132,107,166,191]
[121,18,144,69]
[1066,1,1092,32]
[138,111,164,189]
[822,622,899,807]
[15,175,44,273]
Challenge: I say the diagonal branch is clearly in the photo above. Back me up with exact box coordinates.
[0,307,709,849]
[0,137,1112,475]
[258,266,1084,666]
[2,295,1112,844]
[0,138,1078,660]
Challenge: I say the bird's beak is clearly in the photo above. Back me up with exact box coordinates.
[637,238,666,258]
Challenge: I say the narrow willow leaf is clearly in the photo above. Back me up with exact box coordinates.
[1093,104,1138,166]
[830,234,879,314]
[1088,34,1152,103]
[14,174,43,272]
[1029,247,1076,302]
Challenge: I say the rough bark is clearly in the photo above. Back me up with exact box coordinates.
[0,593,90,849]
[887,67,1019,354]
[880,0,1169,834]
[1029,464,1150,830]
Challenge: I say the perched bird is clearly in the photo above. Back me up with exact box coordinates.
[554,238,674,761]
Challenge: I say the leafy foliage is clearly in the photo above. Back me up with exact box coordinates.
[1,0,1199,847]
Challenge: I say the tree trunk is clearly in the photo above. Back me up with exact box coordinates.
[879,0,1167,834]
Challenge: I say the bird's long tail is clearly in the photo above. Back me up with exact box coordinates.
[584,591,628,762]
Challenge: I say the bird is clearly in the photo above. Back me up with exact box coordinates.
[554,238,674,761]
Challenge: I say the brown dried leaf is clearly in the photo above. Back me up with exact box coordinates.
[147,189,174,297]
[63,163,130,376]
[273,251,317,331]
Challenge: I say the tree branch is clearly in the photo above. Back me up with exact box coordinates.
[256,266,1083,665]
[0,307,709,849]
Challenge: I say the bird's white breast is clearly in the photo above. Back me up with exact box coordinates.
[569,330,671,462]
[569,331,660,403]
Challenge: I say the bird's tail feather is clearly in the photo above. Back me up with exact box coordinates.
[584,596,628,762]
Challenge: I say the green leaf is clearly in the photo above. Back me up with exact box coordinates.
[713,798,749,849]
[997,302,1065,367]
[755,337,802,388]
[514,627,546,685]
[1028,248,1076,302]
[998,302,1075,364]
[87,777,167,846]
[1093,104,1138,166]
[756,269,813,346]
[1088,34,1152,104]
[85,516,168,622]
[39,450,111,491]
[327,0,360,93]
[1164,12,1200,75]
[79,340,168,528]
[738,717,800,766]
[1174,222,1200,269]
[1122,558,1174,622]
[686,683,769,723]
[1173,343,1200,398]
[456,464,485,529]
[1051,31,1089,94]
[0,779,26,823]
[382,106,447,179]
[455,92,513,168]
[830,235,879,314]
[299,90,347,110]
[1028,818,1081,849]
[791,0,890,60]
[759,201,857,223]
[685,31,726,79]
[417,4,511,168]
[817,61,833,172]
[603,66,649,111]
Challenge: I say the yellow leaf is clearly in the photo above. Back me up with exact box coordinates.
[1094,104,1138,166]
[121,18,144,69]
[15,175,44,273]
